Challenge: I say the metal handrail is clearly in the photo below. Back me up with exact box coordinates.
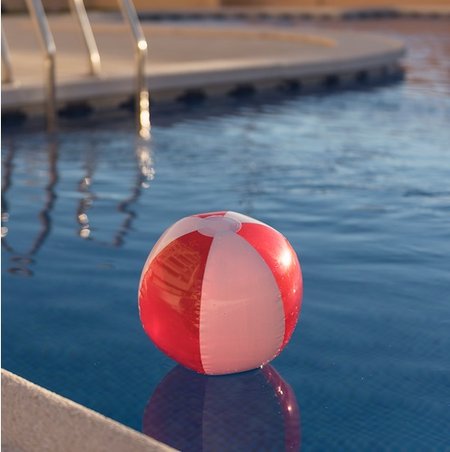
[69,0,101,76]
[4,0,147,134]
[1,29,13,83]
[118,0,150,139]
[24,0,57,131]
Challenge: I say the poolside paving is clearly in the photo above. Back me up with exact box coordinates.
[2,12,405,115]
[2,370,174,452]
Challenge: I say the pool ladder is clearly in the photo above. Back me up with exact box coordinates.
[1,0,149,137]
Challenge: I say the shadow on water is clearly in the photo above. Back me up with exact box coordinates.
[143,364,301,452]
[1,134,155,275]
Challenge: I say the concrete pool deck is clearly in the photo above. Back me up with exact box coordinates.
[2,370,174,452]
[2,12,405,117]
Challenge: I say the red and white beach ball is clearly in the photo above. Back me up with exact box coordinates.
[138,211,303,375]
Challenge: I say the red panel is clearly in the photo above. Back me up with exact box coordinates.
[238,223,302,348]
[193,211,226,218]
[139,231,213,373]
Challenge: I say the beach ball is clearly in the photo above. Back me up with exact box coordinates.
[138,211,303,375]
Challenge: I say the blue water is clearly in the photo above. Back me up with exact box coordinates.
[2,19,450,451]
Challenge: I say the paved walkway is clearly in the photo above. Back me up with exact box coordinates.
[2,13,405,113]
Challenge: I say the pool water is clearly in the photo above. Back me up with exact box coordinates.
[2,19,449,450]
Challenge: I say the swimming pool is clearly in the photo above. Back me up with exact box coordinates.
[2,19,449,450]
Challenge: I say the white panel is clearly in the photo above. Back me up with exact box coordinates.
[200,232,285,375]
[225,211,275,230]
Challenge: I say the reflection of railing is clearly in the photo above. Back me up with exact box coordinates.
[76,151,97,240]
[114,142,154,246]
[76,138,154,247]
[1,139,59,276]
[1,133,154,276]
[1,142,14,240]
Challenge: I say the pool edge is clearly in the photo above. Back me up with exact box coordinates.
[1,369,176,452]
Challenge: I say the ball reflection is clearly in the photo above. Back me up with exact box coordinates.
[143,365,300,451]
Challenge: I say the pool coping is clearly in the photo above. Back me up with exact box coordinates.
[2,16,406,118]
[1,369,176,452]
